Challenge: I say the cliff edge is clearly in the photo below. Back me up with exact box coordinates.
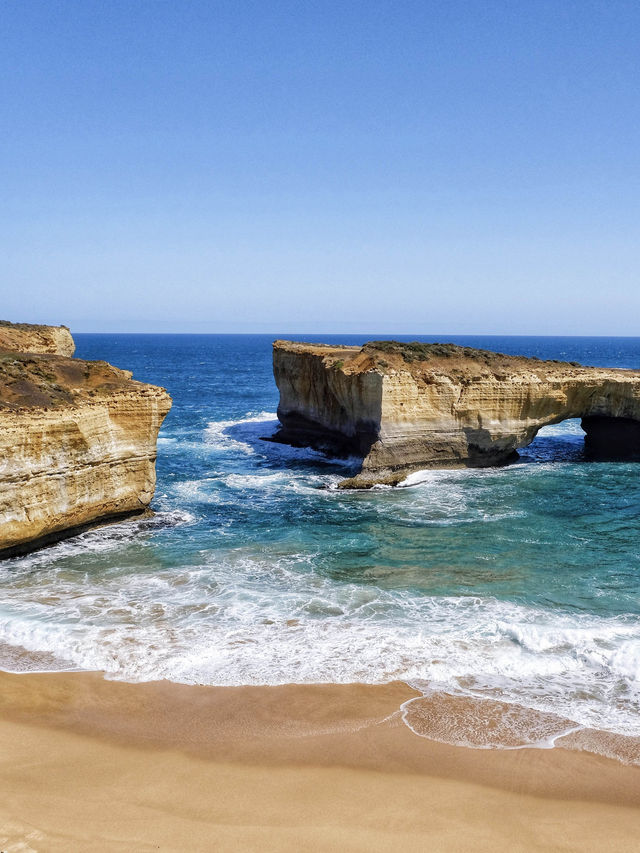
[272,340,640,488]
[0,320,75,357]
[0,321,171,557]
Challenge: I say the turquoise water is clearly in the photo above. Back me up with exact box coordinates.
[2,335,640,742]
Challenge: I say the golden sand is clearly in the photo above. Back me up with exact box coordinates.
[0,671,639,851]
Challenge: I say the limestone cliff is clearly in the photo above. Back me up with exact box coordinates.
[0,323,171,557]
[272,340,640,488]
[0,321,75,357]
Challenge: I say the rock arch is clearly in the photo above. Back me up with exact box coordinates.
[272,340,640,487]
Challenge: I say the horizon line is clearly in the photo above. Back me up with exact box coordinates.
[70,331,640,339]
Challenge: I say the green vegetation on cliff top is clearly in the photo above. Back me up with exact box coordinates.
[363,340,582,367]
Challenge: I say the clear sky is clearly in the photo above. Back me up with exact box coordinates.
[2,0,639,334]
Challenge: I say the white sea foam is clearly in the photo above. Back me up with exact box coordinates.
[204,411,276,454]
[1,543,640,738]
[204,411,359,470]
[400,690,583,750]
[172,479,224,505]
[535,419,586,438]
[1,509,196,569]
[2,409,638,753]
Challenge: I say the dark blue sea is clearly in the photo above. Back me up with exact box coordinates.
[2,335,640,753]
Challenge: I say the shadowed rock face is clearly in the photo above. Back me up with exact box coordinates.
[0,321,171,557]
[583,416,640,459]
[272,340,640,488]
[270,341,381,458]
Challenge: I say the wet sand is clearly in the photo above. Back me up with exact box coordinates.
[1,671,640,851]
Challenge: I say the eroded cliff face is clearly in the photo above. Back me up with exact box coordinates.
[272,340,640,488]
[0,323,171,557]
[272,341,382,455]
[0,321,75,357]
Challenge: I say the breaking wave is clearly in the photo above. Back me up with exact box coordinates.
[4,331,640,761]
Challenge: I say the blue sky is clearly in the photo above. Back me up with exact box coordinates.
[2,0,639,334]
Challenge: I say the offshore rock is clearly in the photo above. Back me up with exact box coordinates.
[0,322,171,557]
[272,340,640,488]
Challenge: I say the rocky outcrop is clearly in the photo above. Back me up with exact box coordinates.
[272,340,640,488]
[0,322,171,557]
[0,321,75,357]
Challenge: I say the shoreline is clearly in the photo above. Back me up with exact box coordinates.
[1,671,640,851]
[3,639,639,766]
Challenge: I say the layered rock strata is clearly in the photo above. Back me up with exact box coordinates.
[0,322,171,557]
[0,321,75,357]
[272,340,640,488]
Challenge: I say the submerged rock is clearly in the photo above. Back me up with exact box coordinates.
[0,321,171,557]
[272,339,640,488]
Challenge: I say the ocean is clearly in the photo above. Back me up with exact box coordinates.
[2,334,640,757]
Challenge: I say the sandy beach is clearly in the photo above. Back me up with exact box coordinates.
[4,0,640,848]
[0,671,639,852]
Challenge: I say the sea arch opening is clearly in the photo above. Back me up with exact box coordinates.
[519,415,640,464]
